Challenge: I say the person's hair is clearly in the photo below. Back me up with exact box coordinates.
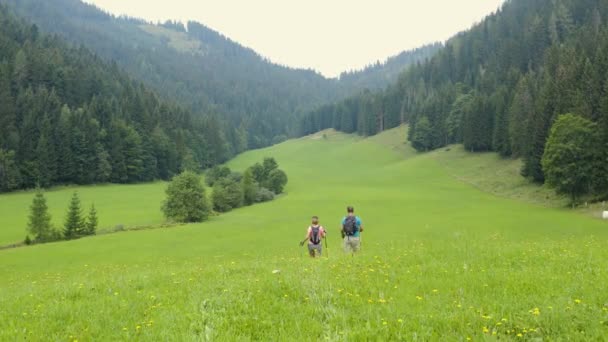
[312,216,319,220]
[347,206,354,213]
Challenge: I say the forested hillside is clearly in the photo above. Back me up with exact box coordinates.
[338,43,442,91]
[0,5,227,192]
[1,0,438,150]
[301,0,608,200]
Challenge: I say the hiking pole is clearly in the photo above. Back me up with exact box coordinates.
[324,235,329,258]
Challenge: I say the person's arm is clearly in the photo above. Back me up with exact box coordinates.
[320,226,327,238]
[304,227,311,240]
[340,218,345,237]
[358,217,364,232]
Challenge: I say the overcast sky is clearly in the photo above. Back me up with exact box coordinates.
[83,0,505,78]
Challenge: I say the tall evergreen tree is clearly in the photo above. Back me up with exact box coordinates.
[27,188,53,242]
[85,204,98,236]
[63,191,84,239]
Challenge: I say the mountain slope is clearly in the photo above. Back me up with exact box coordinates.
[337,43,442,91]
[1,0,440,150]
[301,0,608,200]
[0,4,228,192]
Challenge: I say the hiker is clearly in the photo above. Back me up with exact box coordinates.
[300,216,326,258]
[341,206,363,253]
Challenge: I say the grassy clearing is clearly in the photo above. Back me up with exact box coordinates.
[0,182,167,246]
[1,127,608,340]
[139,25,205,55]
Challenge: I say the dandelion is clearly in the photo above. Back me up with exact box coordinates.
[482,326,489,334]
[382,321,388,326]
[529,307,540,316]
[416,295,423,301]
[517,333,523,338]
[397,319,403,323]
[122,327,127,331]
[574,299,582,304]
[378,298,387,304]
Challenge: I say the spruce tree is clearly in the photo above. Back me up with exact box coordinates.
[64,192,84,239]
[85,204,98,236]
[27,188,53,242]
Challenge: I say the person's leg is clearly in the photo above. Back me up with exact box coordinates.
[343,237,351,253]
[317,244,322,257]
[351,237,361,252]
[308,244,315,257]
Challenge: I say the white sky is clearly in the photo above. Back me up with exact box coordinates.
[83,0,505,78]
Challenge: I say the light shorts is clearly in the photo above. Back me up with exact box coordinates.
[343,236,360,252]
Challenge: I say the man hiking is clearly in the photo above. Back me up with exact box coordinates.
[300,216,326,258]
[341,206,363,253]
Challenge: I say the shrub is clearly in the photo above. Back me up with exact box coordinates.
[162,171,210,222]
[212,178,243,212]
[255,187,275,203]
[205,165,231,187]
[266,169,288,194]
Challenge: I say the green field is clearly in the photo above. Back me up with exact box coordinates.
[1,127,607,340]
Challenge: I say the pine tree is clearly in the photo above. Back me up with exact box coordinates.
[64,192,84,239]
[85,204,98,236]
[27,188,53,242]
[0,149,21,192]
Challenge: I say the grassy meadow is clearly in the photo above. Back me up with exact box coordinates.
[1,127,607,341]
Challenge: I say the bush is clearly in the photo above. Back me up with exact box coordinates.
[162,171,210,222]
[242,169,258,206]
[228,172,243,183]
[266,169,288,194]
[205,165,231,187]
[255,187,275,203]
[212,178,243,212]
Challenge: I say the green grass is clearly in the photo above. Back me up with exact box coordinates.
[0,182,167,246]
[1,127,608,340]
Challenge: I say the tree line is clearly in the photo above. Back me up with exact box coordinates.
[3,0,444,151]
[300,0,608,203]
[26,189,97,244]
[0,5,230,193]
